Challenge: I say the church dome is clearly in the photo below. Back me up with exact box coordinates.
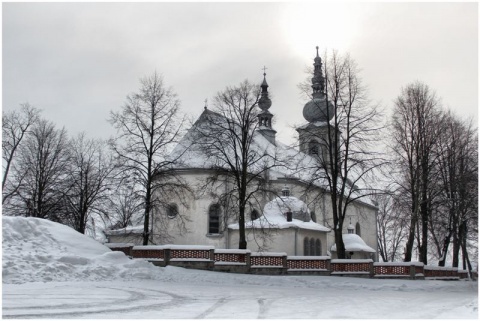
[303,96,334,123]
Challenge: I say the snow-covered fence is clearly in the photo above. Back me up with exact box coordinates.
[214,249,250,264]
[214,249,251,273]
[250,252,288,274]
[424,266,459,280]
[130,245,215,269]
[105,243,134,257]
[458,270,469,279]
[287,256,330,274]
[115,244,472,280]
[330,259,373,277]
[131,245,167,266]
[374,262,424,280]
[167,245,215,270]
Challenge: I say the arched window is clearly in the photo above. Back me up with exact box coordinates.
[310,211,317,223]
[309,140,319,156]
[356,222,361,237]
[251,209,260,221]
[309,238,315,256]
[304,237,309,256]
[208,204,221,234]
[166,203,178,219]
[315,239,321,256]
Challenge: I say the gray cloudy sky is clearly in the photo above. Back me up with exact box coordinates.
[3,2,478,144]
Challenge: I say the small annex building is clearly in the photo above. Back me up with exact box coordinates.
[106,48,378,260]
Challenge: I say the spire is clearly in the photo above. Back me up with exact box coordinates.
[257,67,276,145]
[258,67,272,111]
[311,46,325,98]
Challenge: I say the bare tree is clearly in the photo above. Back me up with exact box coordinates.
[431,111,477,269]
[2,103,40,204]
[192,79,279,249]
[61,133,115,234]
[9,118,69,220]
[391,81,443,263]
[109,72,188,245]
[375,192,407,262]
[106,183,143,229]
[298,49,385,259]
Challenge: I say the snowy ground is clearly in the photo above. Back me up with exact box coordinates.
[3,216,478,319]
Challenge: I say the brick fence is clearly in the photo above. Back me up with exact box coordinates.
[107,243,475,280]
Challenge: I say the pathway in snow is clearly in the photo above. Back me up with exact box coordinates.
[3,279,478,319]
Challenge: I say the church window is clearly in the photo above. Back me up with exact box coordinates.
[166,203,178,219]
[308,140,319,156]
[309,238,315,256]
[315,239,321,256]
[281,186,290,197]
[356,222,361,236]
[310,211,317,223]
[304,237,309,256]
[251,209,260,221]
[208,204,221,234]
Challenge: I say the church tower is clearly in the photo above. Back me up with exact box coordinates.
[257,69,277,145]
[296,47,336,162]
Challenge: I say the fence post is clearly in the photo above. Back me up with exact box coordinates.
[369,261,374,278]
[409,265,416,280]
[164,248,171,266]
[245,251,251,269]
[209,249,215,261]
[326,258,331,272]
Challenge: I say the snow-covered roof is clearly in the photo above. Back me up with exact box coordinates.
[168,109,377,208]
[228,196,330,232]
[104,225,143,236]
[169,109,328,185]
[296,120,329,130]
[330,234,376,253]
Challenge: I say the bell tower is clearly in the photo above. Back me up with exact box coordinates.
[257,68,277,145]
[297,47,337,165]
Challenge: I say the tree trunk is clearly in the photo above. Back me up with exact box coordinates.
[452,222,462,268]
[238,205,247,249]
[143,182,151,245]
[335,228,346,259]
[404,215,416,262]
[438,232,451,266]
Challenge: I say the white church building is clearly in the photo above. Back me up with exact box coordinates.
[106,49,378,260]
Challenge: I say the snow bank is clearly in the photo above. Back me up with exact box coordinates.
[2,216,162,284]
[330,233,376,253]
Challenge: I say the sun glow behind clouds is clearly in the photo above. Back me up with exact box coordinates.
[281,2,362,56]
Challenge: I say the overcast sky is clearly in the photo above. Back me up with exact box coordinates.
[3,2,478,145]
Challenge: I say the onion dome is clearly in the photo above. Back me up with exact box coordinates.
[303,96,334,123]
[302,46,334,123]
[258,71,272,111]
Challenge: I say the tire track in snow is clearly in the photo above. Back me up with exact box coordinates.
[257,298,272,319]
[3,286,192,319]
[3,285,144,311]
[194,297,228,319]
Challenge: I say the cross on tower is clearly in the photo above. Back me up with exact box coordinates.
[204,98,208,110]
[262,66,268,76]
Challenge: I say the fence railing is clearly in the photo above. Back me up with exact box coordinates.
[107,243,474,280]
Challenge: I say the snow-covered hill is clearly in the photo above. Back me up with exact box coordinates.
[2,216,160,284]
